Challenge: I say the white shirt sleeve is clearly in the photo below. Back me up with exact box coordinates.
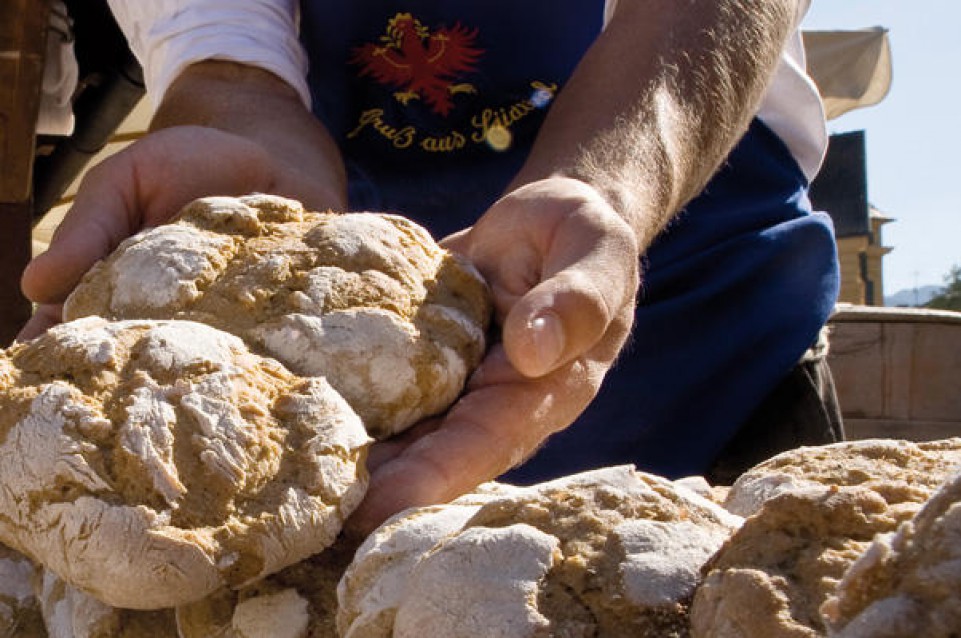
[106,0,311,110]
[756,29,828,182]
[755,0,828,181]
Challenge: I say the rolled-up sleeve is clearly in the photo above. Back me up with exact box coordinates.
[107,0,310,109]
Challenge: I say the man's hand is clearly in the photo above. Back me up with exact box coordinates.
[347,177,639,533]
[345,0,801,532]
[18,125,343,340]
[19,61,347,341]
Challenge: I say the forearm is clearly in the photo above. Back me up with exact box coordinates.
[151,61,348,208]
[512,0,800,250]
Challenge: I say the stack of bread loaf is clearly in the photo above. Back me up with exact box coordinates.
[2,195,959,637]
[0,194,491,636]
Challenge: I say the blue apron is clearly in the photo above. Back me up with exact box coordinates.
[299,1,840,481]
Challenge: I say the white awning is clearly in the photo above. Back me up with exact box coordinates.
[803,27,892,120]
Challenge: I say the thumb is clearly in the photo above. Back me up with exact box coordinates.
[501,265,631,378]
[500,221,639,379]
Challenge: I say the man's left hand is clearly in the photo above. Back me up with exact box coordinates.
[347,177,639,533]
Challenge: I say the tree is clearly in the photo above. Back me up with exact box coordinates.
[925,264,961,311]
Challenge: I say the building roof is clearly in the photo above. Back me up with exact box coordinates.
[809,130,870,238]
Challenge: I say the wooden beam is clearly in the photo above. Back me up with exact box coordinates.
[1,0,51,201]
[0,0,51,343]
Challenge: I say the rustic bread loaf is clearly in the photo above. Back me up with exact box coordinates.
[0,317,371,609]
[338,467,742,638]
[692,485,900,637]
[820,470,961,637]
[63,194,492,438]
[338,483,521,637]
[723,438,961,518]
[691,438,961,637]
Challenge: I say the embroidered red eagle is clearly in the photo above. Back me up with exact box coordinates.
[350,13,483,116]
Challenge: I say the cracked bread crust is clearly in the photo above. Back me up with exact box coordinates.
[0,317,371,610]
[337,483,522,638]
[63,194,492,438]
[691,486,903,638]
[338,467,742,638]
[724,438,961,519]
[821,471,961,637]
[692,439,961,638]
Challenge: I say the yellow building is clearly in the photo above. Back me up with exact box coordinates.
[836,206,894,305]
[809,130,894,306]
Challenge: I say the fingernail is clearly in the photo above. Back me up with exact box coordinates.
[529,312,565,373]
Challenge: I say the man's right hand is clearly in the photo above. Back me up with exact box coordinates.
[19,126,340,340]
[20,62,347,341]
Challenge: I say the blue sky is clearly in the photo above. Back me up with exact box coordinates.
[803,1,960,297]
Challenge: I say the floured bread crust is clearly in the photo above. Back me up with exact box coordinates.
[338,467,741,638]
[338,483,522,638]
[0,543,45,637]
[178,484,519,638]
[37,569,178,638]
[63,194,492,438]
[176,536,361,638]
[0,317,371,609]
[821,471,961,637]
[692,439,961,638]
[691,485,904,638]
[724,438,961,518]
